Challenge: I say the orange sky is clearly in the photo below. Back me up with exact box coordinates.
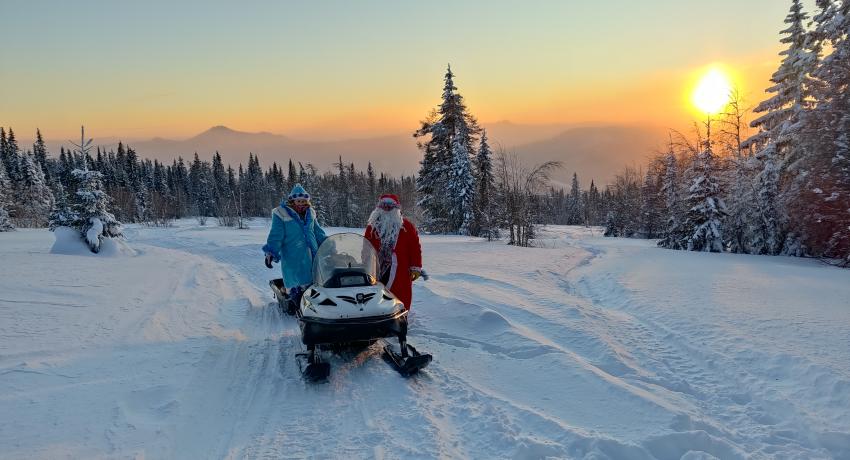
[1,1,791,142]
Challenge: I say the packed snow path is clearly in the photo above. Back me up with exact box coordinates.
[1,222,849,459]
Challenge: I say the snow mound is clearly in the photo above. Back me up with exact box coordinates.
[50,226,136,257]
[475,308,511,330]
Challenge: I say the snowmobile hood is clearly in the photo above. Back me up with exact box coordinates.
[300,284,405,321]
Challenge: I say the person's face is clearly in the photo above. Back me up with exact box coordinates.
[293,198,309,208]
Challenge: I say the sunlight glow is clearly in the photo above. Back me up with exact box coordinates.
[692,68,732,115]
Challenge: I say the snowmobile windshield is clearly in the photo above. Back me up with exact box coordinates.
[313,233,378,288]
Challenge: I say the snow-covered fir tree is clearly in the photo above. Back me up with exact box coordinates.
[724,153,758,254]
[585,180,601,226]
[0,156,13,231]
[64,127,123,253]
[33,129,50,178]
[742,0,816,255]
[639,163,664,238]
[795,0,850,263]
[473,129,495,238]
[15,152,55,227]
[0,129,6,174]
[658,150,685,249]
[415,65,481,234]
[566,172,582,225]
[135,182,151,223]
[449,116,476,235]
[752,144,785,254]
[683,141,726,252]
[48,182,77,231]
[72,166,123,253]
[603,211,618,237]
[1,127,21,182]
[188,153,215,221]
[367,162,377,199]
[605,167,641,237]
[287,159,298,189]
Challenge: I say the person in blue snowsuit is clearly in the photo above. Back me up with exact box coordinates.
[263,184,327,305]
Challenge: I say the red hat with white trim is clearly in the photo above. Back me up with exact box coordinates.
[377,194,400,209]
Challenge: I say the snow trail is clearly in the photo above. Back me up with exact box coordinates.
[2,222,849,458]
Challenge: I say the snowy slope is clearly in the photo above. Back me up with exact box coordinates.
[1,222,848,459]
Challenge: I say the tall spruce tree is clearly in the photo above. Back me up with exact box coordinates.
[639,164,664,238]
[0,129,6,176]
[566,172,582,225]
[33,129,49,178]
[48,182,76,231]
[287,159,297,189]
[473,129,494,238]
[742,0,816,254]
[658,149,687,249]
[0,155,13,231]
[797,0,850,262]
[367,162,377,200]
[212,151,228,211]
[16,152,55,227]
[414,65,480,234]
[2,128,21,182]
[683,141,726,252]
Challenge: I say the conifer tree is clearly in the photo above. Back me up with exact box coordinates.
[67,127,122,253]
[415,65,480,234]
[367,161,377,199]
[658,149,687,249]
[288,159,297,189]
[742,0,815,254]
[473,129,495,238]
[2,128,21,181]
[683,142,726,252]
[0,156,13,231]
[796,0,850,263]
[566,172,582,225]
[15,152,55,227]
[48,182,77,231]
[33,129,49,178]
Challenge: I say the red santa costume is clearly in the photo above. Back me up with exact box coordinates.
[364,194,422,310]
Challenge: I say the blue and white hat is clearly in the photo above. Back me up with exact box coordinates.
[288,183,310,201]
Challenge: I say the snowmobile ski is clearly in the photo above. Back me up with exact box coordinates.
[382,341,432,377]
[296,349,330,383]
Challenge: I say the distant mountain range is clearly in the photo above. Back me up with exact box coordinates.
[42,122,670,186]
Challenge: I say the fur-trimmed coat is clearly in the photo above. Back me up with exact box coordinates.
[365,218,422,310]
[263,205,327,289]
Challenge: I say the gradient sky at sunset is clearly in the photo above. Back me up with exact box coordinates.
[1,0,808,140]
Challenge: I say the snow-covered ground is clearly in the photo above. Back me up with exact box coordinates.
[1,221,848,459]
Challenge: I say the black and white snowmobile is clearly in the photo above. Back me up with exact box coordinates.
[270,232,431,382]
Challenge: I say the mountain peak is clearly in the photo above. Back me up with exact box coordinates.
[207,125,236,133]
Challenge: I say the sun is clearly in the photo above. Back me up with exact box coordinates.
[692,68,732,115]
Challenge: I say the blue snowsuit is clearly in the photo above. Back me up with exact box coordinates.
[262,204,328,290]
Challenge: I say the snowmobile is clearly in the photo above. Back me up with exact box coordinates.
[270,232,431,382]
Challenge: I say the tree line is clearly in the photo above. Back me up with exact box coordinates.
[0,126,417,231]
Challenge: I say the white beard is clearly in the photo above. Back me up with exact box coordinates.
[368,208,403,248]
